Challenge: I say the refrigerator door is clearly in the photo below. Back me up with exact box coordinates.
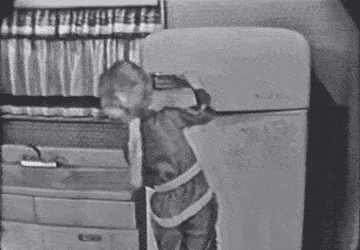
[184,110,307,250]
[142,27,310,111]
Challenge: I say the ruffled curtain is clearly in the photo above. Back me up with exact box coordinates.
[0,38,142,96]
[0,6,163,117]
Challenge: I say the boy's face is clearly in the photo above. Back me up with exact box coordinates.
[115,83,147,109]
[100,92,131,122]
[101,85,151,123]
[99,61,154,122]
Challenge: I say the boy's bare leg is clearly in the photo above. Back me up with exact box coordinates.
[180,195,219,250]
[152,220,184,250]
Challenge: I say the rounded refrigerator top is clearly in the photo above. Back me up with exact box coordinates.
[142,27,310,111]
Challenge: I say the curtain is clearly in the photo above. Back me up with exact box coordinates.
[0,38,142,96]
[0,6,163,117]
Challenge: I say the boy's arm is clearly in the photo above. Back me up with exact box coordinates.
[176,105,215,128]
[166,88,216,128]
[187,88,211,113]
[179,71,210,110]
[163,72,216,128]
[169,72,216,127]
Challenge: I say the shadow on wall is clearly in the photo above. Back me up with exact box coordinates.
[302,71,350,250]
[304,2,359,249]
[0,0,15,21]
[0,0,15,243]
[0,113,3,245]
[341,0,360,29]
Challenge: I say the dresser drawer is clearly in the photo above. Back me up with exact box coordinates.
[1,194,35,222]
[1,194,137,229]
[1,163,134,200]
[35,197,137,229]
[1,221,139,250]
[2,118,128,149]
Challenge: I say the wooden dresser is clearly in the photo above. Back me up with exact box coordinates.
[1,116,143,250]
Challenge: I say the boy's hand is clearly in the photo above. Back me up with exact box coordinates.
[195,89,211,107]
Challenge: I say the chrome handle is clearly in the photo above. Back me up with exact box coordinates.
[151,73,190,89]
[20,144,68,168]
[20,160,58,168]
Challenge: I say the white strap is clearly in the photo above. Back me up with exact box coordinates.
[154,163,201,192]
[151,188,213,228]
[128,117,143,189]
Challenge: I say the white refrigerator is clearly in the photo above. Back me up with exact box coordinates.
[143,27,310,250]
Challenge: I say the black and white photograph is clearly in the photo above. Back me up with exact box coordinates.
[0,0,359,249]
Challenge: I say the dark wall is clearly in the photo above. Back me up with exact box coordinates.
[0,0,15,22]
[341,0,359,28]
[341,2,360,250]
[302,2,359,249]
[0,0,15,241]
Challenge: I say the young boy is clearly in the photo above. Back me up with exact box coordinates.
[98,60,219,250]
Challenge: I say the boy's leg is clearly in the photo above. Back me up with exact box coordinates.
[151,219,183,250]
[180,194,219,250]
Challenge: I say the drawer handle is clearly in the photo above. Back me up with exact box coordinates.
[20,144,68,168]
[78,234,102,242]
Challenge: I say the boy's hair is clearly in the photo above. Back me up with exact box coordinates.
[98,60,153,110]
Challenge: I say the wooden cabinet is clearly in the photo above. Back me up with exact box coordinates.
[2,221,139,250]
[1,117,141,250]
[0,162,140,250]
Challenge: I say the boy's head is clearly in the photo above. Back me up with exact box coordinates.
[98,60,153,121]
